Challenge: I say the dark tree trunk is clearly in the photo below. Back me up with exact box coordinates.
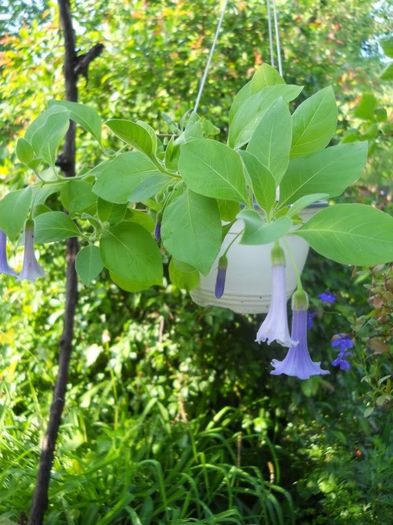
[28,1,102,522]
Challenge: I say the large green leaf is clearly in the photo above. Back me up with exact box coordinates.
[0,187,33,241]
[169,258,200,290]
[91,152,162,204]
[34,211,80,243]
[247,97,292,183]
[237,209,291,245]
[75,245,103,285]
[178,139,248,203]
[100,222,162,287]
[291,86,337,157]
[228,84,303,149]
[239,151,276,216]
[354,93,377,120]
[380,63,393,81]
[380,37,393,58]
[30,110,70,165]
[60,180,97,215]
[229,64,285,122]
[106,119,157,158]
[16,138,34,164]
[161,189,222,274]
[127,174,171,203]
[295,204,393,265]
[279,142,368,207]
[286,193,329,217]
[51,100,102,144]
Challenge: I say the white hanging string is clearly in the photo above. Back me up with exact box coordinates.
[266,0,275,67]
[193,0,229,113]
[271,0,283,76]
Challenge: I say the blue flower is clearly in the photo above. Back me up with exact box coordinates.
[0,229,17,277]
[318,291,336,304]
[307,311,317,330]
[256,244,294,347]
[214,255,227,299]
[271,291,329,380]
[332,350,352,371]
[154,221,161,242]
[331,334,354,353]
[17,223,45,282]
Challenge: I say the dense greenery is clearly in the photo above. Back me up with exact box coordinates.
[1,0,393,523]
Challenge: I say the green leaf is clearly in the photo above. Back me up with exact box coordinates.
[354,93,377,120]
[237,209,291,245]
[91,152,162,204]
[16,138,34,164]
[380,37,393,58]
[34,211,80,243]
[127,174,171,203]
[179,139,248,203]
[60,180,97,215]
[100,222,162,288]
[229,65,285,122]
[239,151,275,215]
[291,86,337,157]
[50,100,102,144]
[96,199,126,224]
[295,204,393,265]
[106,119,157,158]
[251,64,285,92]
[279,142,368,207]
[0,187,33,241]
[125,210,155,233]
[161,189,222,274]
[217,199,241,221]
[30,110,70,165]
[109,272,152,292]
[228,84,303,149]
[24,105,68,142]
[169,258,200,290]
[286,193,329,217]
[76,245,103,285]
[32,183,64,206]
[247,97,292,183]
[380,63,393,81]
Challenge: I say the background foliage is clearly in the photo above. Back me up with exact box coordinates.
[0,0,393,523]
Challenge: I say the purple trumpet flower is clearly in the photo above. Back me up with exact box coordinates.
[214,255,227,299]
[271,291,330,380]
[17,223,45,282]
[256,244,295,347]
[0,229,17,277]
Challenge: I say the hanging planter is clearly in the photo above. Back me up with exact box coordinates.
[190,202,327,314]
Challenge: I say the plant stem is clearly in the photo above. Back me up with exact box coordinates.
[28,1,78,522]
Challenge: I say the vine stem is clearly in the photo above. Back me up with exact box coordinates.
[28,1,79,522]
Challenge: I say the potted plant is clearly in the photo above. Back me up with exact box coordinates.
[2,64,393,360]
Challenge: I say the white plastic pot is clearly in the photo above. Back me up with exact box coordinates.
[190,204,326,314]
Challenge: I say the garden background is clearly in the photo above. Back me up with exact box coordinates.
[1,0,393,523]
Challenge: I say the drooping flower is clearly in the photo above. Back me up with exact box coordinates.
[271,289,330,380]
[214,255,227,299]
[0,229,17,277]
[332,350,352,371]
[17,221,45,282]
[256,243,295,347]
[318,291,336,304]
[154,221,161,242]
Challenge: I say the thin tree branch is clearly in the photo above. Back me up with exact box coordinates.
[28,0,80,522]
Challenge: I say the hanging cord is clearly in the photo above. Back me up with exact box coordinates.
[266,0,275,67]
[193,0,229,113]
[271,0,283,76]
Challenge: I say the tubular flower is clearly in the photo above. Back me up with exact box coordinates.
[0,229,17,277]
[271,290,330,380]
[17,222,45,282]
[256,243,295,347]
[214,255,227,299]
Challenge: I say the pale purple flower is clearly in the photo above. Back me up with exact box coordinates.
[271,307,330,380]
[318,291,336,304]
[256,264,295,347]
[214,255,227,299]
[0,229,17,277]
[17,224,45,282]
